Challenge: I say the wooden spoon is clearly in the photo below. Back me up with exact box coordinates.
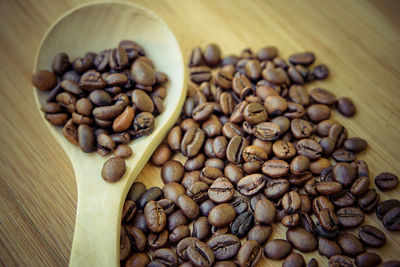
[33,2,186,266]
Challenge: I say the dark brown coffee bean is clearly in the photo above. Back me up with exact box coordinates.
[157,198,175,215]
[333,149,356,162]
[318,208,339,231]
[316,181,343,196]
[287,66,304,84]
[253,122,281,141]
[313,196,335,215]
[213,136,228,159]
[297,139,322,160]
[125,226,147,251]
[189,47,203,67]
[286,227,317,252]
[257,46,278,61]
[229,196,248,215]
[358,225,386,248]
[331,190,357,208]
[203,43,221,67]
[283,252,305,267]
[101,156,125,182]
[208,178,234,203]
[247,224,272,246]
[192,217,211,241]
[167,210,188,236]
[230,210,254,237]
[138,187,163,209]
[237,174,265,196]
[161,160,184,184]
[333,162,357,187]
[264,178,289,199]
[262,159,289,177]
[207,234,240,260]
[338,233,365,258]
[32,69,58,91]
[216,70,233,89]
[350,177,370,196]
[317,219,339,239]
[144,200,166,233]
[382,260,400,267]
[127,182,146,202]
[282,191,301,214]
[184,153,205,171]
[263,239,292,260]
[79,70,106,90]
[222,122,243,139]
[178,194,199,221]
[290,119,314,139]
[226,136,248,164]
[200,166,223,185]
[169,225,190,245]
[337,207,364,228]
[307,104,331,123]
[243,103,268,125]
[288,85,309,106]
[245,59,261,80]
[254,198,276,224]
[343,137,367,152]
[358,189,379,214]
[337,97,356,117]
[318,237,342,258]
[190,66,212,83]
[181,128,205,158]
[281,213,300,228]
[162,182,185,206]
[186,241,215,267]
[375,172,398,191]
[329,255,353,267]
[272,140,296,159]
[383,206,400,231]
[310,158,331,175]
[120,233,131,261]
[242,145,268,164]
[152,144,172,166]
[237,240,262,267]
[187,181,209,204]
[208,203,236,227]
[125,252,150,267]
[167,125,182,152]
[132,212,149,234]
[289,52,315,66]
[319,137,336,157]
[328,124,348,149]
[355,252,381,267]
[41,102,61,114]
[309,88,336,105]
[177,237,198,261]
[152,248,178,267]
[192,103,213,122]
[376,199,400,220]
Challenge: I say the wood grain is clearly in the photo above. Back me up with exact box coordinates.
[0,0,400,266]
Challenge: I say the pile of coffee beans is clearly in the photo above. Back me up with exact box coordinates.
[121,43,399,267]
[32,40,168,182]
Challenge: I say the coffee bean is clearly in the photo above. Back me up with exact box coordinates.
[382,261,400,267]
[263,239,292,260]
[328,124,348,149]
[152,144,172,166]
[178,194,199,221]
[296,139,322,160]
[337,207,364,228]
[383,206,400,231]
[126,226,147,251]
[138,187,163,209]
[226,136,248,164]
[282,191,301,214]
[350,176,370,196]
[272,140,296,159]
[333,149,356,162]
[190,66,212,83]
[207,234,240,260]
[208,203,236,227]
[264,178,289,199]
[152,248,178,267]
[358,189,379,214]
[120,233,131,261]
[253,122,281,141]
[309,88,336,105]
[333,162,356,187]
[200,166,223,185]
[162,182,185,206]
[208,178,234,203]
[375,172,398,191]
[188,47,203,67]
[213,136,228,159]
[307,104,331,122]
[177,237,198,261]
[355,252,382,267]
[343,137,367,152]
[237,240,262,267]
[157,198,175,215]
[122,201,137,224]
[144,200,166,233]
[127,182,146,202]
[376,199,400,220]
[187,240,215,267]
[125,252,150,267]
[289,52,315,66]
[187,181,209,203]
[169,225,190,245]
[312,195,334,215]
[168,126,182,152]
[337,97,356,117]
[181,128,206,158]
[316,181,343,196]
[237,174,265,196]
[338,233,365,258]
[286,227,317,252]
[161,160,184,184]
[318,237,342,258]
[203,43,221,67]
[262,159,289,177]
[79,70,106,90]
[32,69,58,91]
[254,198,276,224]
[329,255,353,267]
[283,252,305,267]
[167,210,188,232]
[229,210,253,237]
[101,156,125,182]
[358,225,386,248]
[318,208,339,231]
[132,212,150,234]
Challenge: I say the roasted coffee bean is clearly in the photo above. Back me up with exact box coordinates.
[203,43,221,67]
[162,182,185,206]
[375,172,399,191]
[247,224,272,246]
[184,153,205,171]
[282,213,300,228]
[290,119,314,139]
[376,199,400,220]
[190,66,212,83]
[138,187,163,209]
[120,233,132,261]
[337,97,356,117]
[296,139,322,160]
[382,261,400,267]
[202,115,222,138]
[187,181,209,203]
[264,95,288,116]
[313,196,335,215]
[256,46,278,61]
[264,178,289,199]
[310,88,336,105]
[207,234,240,260]
[32,69,58,91]
[358,225,386,248]
[168,125,182,152]
[200,166,223,185]
[333,149,356,162]
[211,225,230,236]
[230,196,248,214]
[52,52,70,75]
[226,136,248,164]
[177,237,199,261]
[237,174,265,196]
[237,240,262,267]
[358,189,379,214]
[125,252,150,267]
[161,160,184,184]
[283,252,305,267]
[253,122,280,141]
[310,158,331,175]
[189,47,203,67]
[289,85,309,106]
[318,237,342,258]
[290,155,310,175]
[333,162,357,187]
[157,198,175,215]
[307,104,331,122]
[288,51,314,65]
[152,144,172,166]
[122,201,137,224]
[178,194,199,221]
[337,233,365,258]
[192,103,213,122]
[222,122,243,139]
[144,200,166,233]
[299,194,312,213]
[383,206,400,231]
[192,217,211,241]
[254,198,276,224]
[187,240,215,267]
[167,210,188,232]
[262,159,289,177]
[132,212,149,234]
[204,158,225,170]
[79,70,106,90]
[101,156,125,182]
[249,194,266,212]
[113,106,134,132]
[127,182,146,202]
[42,102,61,114]
[77,124,95,152]
[181,128,205,158]
[212,136,228,159]
[169,225,190,245]
[320,137,336,157]
[213,261,237,267]
[287,66,304,84]
[110,132,130,144]
[272,140,296,159]
[148,230,169,249]
[343,137,367,152]
[243,103,268,125]
[350,177,370,197]
[282,191,301,214]
[216,70,233,89]
[208,178,234,203]
[152,248,178,267]
[126,226,147,251]
[263,239,292,260]
[286,227,317,252]
[355,252,382,267]
[337,207,364,228]
[318,208,339,231]
[208,203,236,227]
[328,124,348,149]
[245,59,261,81]
[316,181,343,196]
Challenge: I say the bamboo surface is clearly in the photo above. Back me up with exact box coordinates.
[0,0,400,266]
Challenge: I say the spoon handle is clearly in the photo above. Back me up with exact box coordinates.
[69,172,124,267]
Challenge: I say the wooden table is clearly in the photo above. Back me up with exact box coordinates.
[1,0,399,266]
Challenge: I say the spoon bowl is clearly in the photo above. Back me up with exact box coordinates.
[33,2,186,266]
